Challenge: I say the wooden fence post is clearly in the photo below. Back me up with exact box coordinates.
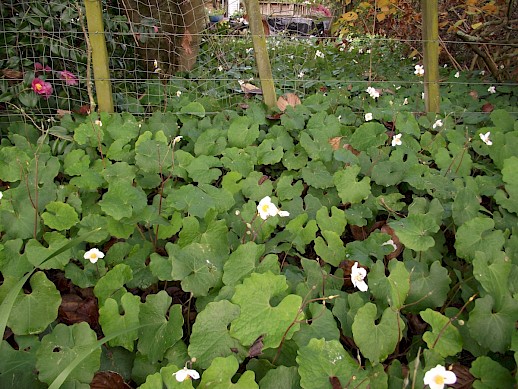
[421,0,440,113]
[245,0,277,108]
[84,0,114,113]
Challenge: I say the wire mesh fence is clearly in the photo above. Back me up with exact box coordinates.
[0,0,516,128]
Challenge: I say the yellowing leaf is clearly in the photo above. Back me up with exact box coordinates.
[472,22,483,30]
[408,48,420,58]
[340,11,358,22]
[481,3,498,14]
[377,13,386,22]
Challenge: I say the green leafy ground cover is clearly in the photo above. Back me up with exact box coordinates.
[1,47,518,388]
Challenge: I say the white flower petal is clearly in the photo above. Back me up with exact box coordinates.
[382,239,397,252]
[391,133,402,147]
[257,196,278,220]
[84,248,105,264]
[173,367,200,382]
[351,262,368,291]
[432,119,443,129]
[424,365,456,389]
[479,131,492,146]
[278,210,290,217]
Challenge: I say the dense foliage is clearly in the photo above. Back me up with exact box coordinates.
[0,60,517,387]
[1,1,518,388]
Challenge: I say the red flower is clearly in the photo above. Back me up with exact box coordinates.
[31,78,53,99]
[59,70,78,86]
[34,62,52,73]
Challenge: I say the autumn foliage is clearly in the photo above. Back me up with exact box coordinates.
[333,0,517,80]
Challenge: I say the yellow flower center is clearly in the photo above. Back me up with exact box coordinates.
[261,204,270,212]
[90,253,98,260]
[35,83,42,91]
[434,375,445,385]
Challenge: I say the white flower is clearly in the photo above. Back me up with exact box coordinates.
[422,92,425,100]
[382,239,397,252]
[391,133,402,147]
[480,70,485,76]
[358,48,363,54]
[414,64,424,76]
[173,367,200,382]
[432,119,443,129]
[176,90,182,97]
[84,248,105,264]
[257,196,289,220]
[366,86,379,99]
[403,98,409,105]
[423,365,456,389]
[351,262,368,291]
[94,119,102,127]
[0,191,3,200]
[364,112,373,121]
[454,71,460,78]
[218,65,223,71]
[479,131,492,146]
[488,86,496,94]
[173,136,183,146]
[315,50,324,59]
[298,71,305,78]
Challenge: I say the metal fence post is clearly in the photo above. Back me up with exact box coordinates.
[84,0,114,113]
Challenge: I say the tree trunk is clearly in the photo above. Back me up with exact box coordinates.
[120,0,206,74]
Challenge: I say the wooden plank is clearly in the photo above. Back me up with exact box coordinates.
[84,0,114,113]
[245,0,277,108]
[421,0,440,113]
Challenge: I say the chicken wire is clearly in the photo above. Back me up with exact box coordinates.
[0,0,516,128]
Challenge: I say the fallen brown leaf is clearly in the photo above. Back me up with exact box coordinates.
[58,294,99,326]
[276,93,301,111]
[91,371,132,389]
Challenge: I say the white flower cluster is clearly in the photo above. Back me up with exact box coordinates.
[366,86,379,99]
